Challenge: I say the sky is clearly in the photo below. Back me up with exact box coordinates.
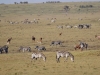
[0,0,100,4]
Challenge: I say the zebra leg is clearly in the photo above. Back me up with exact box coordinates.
[23,49,25,52]
[64,56,68,62]
[56,58,60,63]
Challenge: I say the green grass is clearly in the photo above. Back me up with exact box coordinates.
[0,2,100,75]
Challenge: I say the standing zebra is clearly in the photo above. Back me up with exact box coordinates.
[56,51,74,63]
[19,46,31,52]
[31,52,46,62]
[50,41,62,47]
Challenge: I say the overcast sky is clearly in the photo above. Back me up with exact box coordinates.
[0,0,100,4]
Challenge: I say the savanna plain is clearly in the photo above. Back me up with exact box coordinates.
[0,2,100,75]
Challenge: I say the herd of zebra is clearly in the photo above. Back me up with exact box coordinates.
[0,40,88,63]
[6,19,39,24]
[1,18,56,25]
[57,24,91,29]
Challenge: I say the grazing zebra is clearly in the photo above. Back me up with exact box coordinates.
[0,45,9,54]
[56,51,74,63]
[35,46,46,51]
[57,25,63,29]
[95,35,100,39]
[66,25,73,29]
[31,52,46,62]
[50,41,62,47]
[7,37,12,45]
[19,46,31,52]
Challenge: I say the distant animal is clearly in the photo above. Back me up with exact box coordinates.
[78,24,84,29]
[57,25,63,29]
[50,41,62,47]
[32,36,35,42]
[56,51,74,63]
[74,42,88,51]
[95,35,100,39]
[37,37,42,44]
[0,45,9,54]
[51,19,55,23]
[35,46,46,51]
[66,25,73,29]
[7,37,12,45]
[73,25,78,28]
[59,32,62,36]
[31,52,46,62]
[19,46,31,52]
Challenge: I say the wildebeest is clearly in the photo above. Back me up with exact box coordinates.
[0,45,9,54]
[35,46,46,51]
[74,42,88,51]
[19,46,31,52]
[50,41,62,47]
[56,51,74,63]
[31,52,46,62]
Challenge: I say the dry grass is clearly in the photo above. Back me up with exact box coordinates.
[0,2,100,75]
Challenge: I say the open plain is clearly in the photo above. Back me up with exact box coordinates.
[0,2,100,75]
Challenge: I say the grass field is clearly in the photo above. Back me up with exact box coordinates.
[0,2,100,75]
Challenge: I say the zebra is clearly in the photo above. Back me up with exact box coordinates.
[0,45,9,54]
[31,52,46,62]
[56,51,74,63]
[50,41,63,47]
[19,46,31,52]
[57,25,63,29]
[66,25,73,29]
[35,46,46,51]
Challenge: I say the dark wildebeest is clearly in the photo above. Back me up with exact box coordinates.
[32,36,35,42]
[0,45,9,54]
[35,46,46,51]
[19,46,31,52]
[50,41,63,47]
